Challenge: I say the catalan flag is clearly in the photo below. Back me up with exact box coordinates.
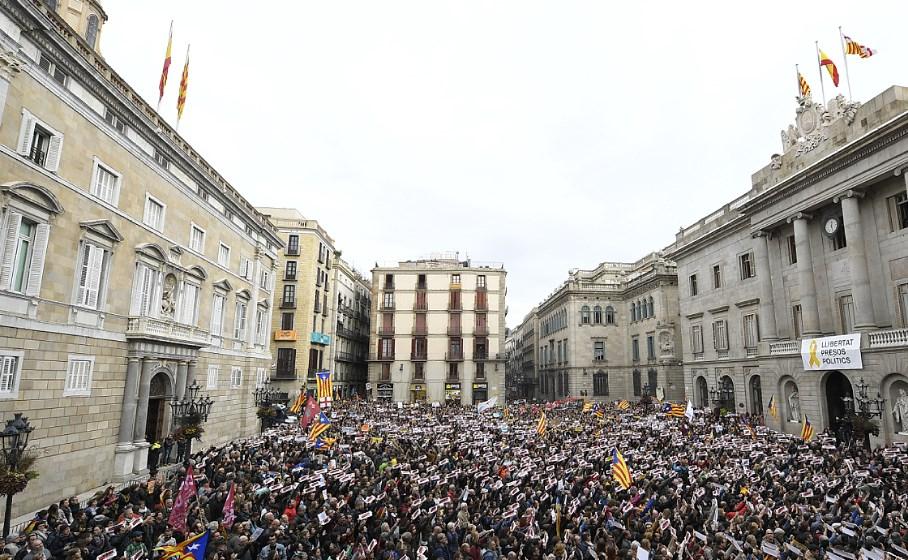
[289,392,305,415]
[316,370,333,408]
[667,404,686,418]
[611,448,632,490]
[798,72,811,97]
[843,34,875,58]
[308,412,331,441]
[583,402,593,413]
[536,412,547,436]
[176,45,190,122]
[158,21,173,105]
[745,423,757,440]
[595,408,604,420]
[800,415,815,442]
[767,395,778,419]
[156,531,209,560]
[314,436,336,449]
[617,400,630,411]
[818,48,840,87]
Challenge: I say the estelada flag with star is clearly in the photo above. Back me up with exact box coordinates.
[156,530,209,560]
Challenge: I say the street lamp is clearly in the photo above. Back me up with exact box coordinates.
[841,377,884,450]
[169,381,214,461]
[253,379,280,433]
[1,413,34,537]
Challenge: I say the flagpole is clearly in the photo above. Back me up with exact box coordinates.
[795,64,801,98]
[815,41,827,105]
[838,26,853,99]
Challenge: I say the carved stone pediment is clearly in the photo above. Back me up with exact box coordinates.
[80,219,123,243]
[775,94,861,162]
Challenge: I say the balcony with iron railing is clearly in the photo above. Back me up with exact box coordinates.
[475,299,488,311]
[368,352,395,361]
[413,299,428,311]
[411,350,428,361]
[445,351,464,361]
[284,271,297,281]
[448,300,462,311]
[126,316,210,347]
[474,325,489,336]
[447,325,462,336]
[412,324,428,336]
[378,325,395,336]
[280,299,296,309]
[286,245,300,256]
[474,351,489,361]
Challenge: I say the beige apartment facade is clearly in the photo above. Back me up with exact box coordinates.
[258,208,336,395]
[526,254,684,403]
[367,257,507,405]
[329,258,371,398]
[666,86,908,445]
[0,0,282,517]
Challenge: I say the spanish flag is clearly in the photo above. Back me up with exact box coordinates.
[800,415,815,442]
[818,48,840,87]
[611,448,632,490]
[176,45,190,122]
[158,21,173,105]
[843,34,875,58]
[798,72,811,98]
[536,412,547,436]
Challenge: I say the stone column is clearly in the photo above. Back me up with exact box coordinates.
[113,356,141,480]
[752,232,779,341]
[132,359,155,474]
[788,213,821,336]
[175,361,188,400]
[835,191,876,331]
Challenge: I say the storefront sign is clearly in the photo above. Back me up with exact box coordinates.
[801,333,862,371]
[274,330,297,341]
[444,383,461,401]
[472,383,488,390]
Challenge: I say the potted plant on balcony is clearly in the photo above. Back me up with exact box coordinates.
[170,410,205,442]
[0,451,39,496]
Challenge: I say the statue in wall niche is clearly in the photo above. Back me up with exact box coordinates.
[659,331,673,354]
[893,388,908,434]
[788,391,801,423]
[161,274,177,318]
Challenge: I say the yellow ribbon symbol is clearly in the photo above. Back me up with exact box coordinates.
[808,339,821,368]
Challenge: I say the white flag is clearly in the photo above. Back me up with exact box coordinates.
[477,396,498,414]
[685,400,695,421]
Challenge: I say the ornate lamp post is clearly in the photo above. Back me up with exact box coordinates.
[169,380,214,461]
[1,414,34,537]
[842,377,884,449]
[253,379,280,433]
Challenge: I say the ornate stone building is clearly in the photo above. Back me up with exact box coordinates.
[665,86,908,444]
[367,256,507,404]
[524,254,684,402]
[0,0,281,517]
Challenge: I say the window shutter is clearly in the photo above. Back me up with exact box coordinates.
[85,245,104,308]
[24,223,50,297]
[0,212,23,290]
[16,112,36,155]
[149,271,163,317]
[130,264,153,316]
[45,133,63,172]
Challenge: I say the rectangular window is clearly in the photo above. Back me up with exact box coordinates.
[647,335,655,360]
[76,243,106,309]
[260,270,270,290]
[477,275,486,288]
[689,274,698,296]
[382,292,394,309]
[743,313,760,350]
[277,348,296,377]
[39,54,68,85]
[417,274,427,290]
[230,367,242,388]
[787,235,798,265]
[739,252,755,280]
[593,341,605,361]
[832,224,847,251]
[712,265,722,289]
[285,260,297,280]
[240,257,252,280]
[451,273,461,285]
[380,338,394,358]
[900,284,908,328]
[143,194,166,231]
[255,367,268,388]
[384,273,394,289]
[189,224,205,253]
[0,354,22,397]
[90,159,121,205]
[414,362,425,380]
[839,295,855,333]
[691,324,704,354]
[178,282,200,325]
[281,312,294,330]
[255,308,266,345]
[10,218,36,294]
[380,362,391,381]
[210,293,225,336]
[631,337,640,362]
[888,192,908,232]
[314,290,322,313]
[792,304,803,339]
[286,235,299,255]
[234,300,248,340]
[129,263,160,317]
[476,363,485,379]
[64,355,94,396]
[217,243,231,267]
[206,365,219,389]
[712,319,729,351]
[448,362,458,380]
[17,110,64,172]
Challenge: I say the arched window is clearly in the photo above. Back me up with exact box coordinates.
[593,305,602,324]
[630,303,636,322]
[632,369,642,396]
[648,296,655,318]
[593,370,609,396]
[581,305,590,324]
[605,306,615,324]
[85,14,100,49]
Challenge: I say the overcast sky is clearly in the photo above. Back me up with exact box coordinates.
[101,1,907,327]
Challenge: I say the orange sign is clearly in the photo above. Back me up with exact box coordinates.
[274,330,297,341]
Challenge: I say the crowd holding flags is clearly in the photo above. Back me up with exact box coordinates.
[308,411,332,441]
[167,465,197,533]
[156,530,210,560]
[611,448,632,490]
[536,412,547,436]
[666,403,686,418]
[616,400,630,411]
[317,370,333,408]
[801,415,815,442]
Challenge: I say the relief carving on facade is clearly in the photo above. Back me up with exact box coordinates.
[775,94,862,161]
[161,274,177,318]
[0,47,22,81]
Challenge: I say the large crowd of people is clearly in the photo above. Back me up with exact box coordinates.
[3,400,908,560]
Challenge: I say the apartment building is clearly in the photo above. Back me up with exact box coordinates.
[329,258,371,398]
[0,0,281,516]
[367,256,507,404]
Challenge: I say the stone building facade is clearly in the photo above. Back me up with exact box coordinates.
[367,256,507,405]
[0,0,282,517]
[257,208,336,396]
[329,258,371,398]
[665,87,908,445]
[526,254,684,403]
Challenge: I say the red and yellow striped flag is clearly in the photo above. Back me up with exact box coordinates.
[798,72,811,97]
[801,415,815,442]
[176,45,190,122]
[536,412,547,436]
[667,404,686,418]
[818,49,840,87]
[611,448,632,490]
[843,34,875,59]
[158,22,173,104]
